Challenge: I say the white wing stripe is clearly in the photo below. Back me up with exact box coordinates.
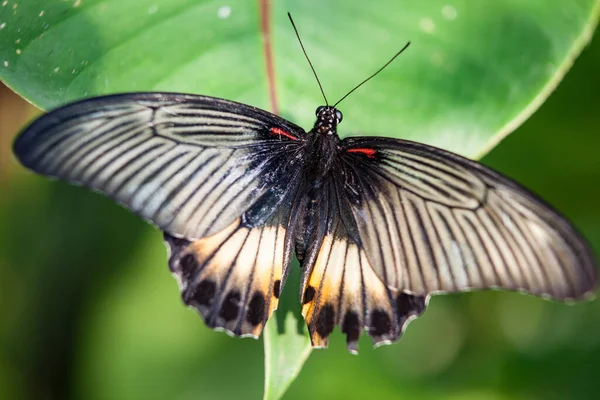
[140,150,213,218]
[120,147,192,209]
[102,140,175,195]
[401,191,429,292]
[384,154,484,195]
[158,106,266,124]
[475,207,518,288]
[155,151,233,224]
[184,160,249,237]
[454,210,489,287]
[65,125,148,182]
[80,132,150,184]
[28,121,105,165]
[492,195,552,292]
[427,203,461,290]
[386,150,483,189]
[51,120,146,177]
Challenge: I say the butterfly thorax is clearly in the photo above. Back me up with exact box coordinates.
[302,106,343,180]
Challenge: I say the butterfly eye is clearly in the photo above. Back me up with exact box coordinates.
[335,110,343,123]
[316,106,326,116]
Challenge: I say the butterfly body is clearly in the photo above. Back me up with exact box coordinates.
[13,92,597,352]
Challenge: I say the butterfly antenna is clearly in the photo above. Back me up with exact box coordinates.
[334,41,411,107]
[288,13,329,105]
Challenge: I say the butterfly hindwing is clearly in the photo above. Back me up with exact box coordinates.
[164,189,298,337]
[340,137,597,300]
[299,178,428,352]
[13,93,306,241]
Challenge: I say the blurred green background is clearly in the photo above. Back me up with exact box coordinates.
[1,5,600,400]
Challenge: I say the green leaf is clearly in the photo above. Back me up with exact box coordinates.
[263,314,312,400]
[263,262,312,400]
[1,1,598,400]
[1,1,597,158]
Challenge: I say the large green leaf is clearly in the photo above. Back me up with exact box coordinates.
[1,1,597,157]
[1,1,598,400]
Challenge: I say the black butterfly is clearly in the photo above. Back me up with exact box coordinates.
[13,89,598,352]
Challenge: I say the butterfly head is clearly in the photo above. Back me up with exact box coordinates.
[314,106,343,136]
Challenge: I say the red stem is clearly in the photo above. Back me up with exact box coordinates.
[259,0,279,114]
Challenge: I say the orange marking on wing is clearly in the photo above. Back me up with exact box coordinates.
[347,148,376,158]
[270,127,297,141]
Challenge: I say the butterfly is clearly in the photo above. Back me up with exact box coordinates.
[11,15,598,352]
[12,89,598,352]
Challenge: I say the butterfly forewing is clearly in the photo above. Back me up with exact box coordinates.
[14,93,307,240]
[340,137,597,301]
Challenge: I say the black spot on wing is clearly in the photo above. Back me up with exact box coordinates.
[179,253,199,281]
[246,292,266,326]
[273,279,281,298]
[342,311,361,344]
[315,304,335,339]
[164,233,191,272]
[396,293,427,314]
[370,309,392,337]
[303,286,316,304]
[396,293,427,335]
[395,293,427,327]
[189,280,217,307]
[220,291,241,322]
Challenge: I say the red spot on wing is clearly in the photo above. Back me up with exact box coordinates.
[270,127,297,141]
[347,148,376,158]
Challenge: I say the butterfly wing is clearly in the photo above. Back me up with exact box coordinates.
[301,136,596,351]
[13,92,307,240]
[299,176,428,352]
[13,92,308,337]
[164,181,302,337]
[340,137,597,301]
